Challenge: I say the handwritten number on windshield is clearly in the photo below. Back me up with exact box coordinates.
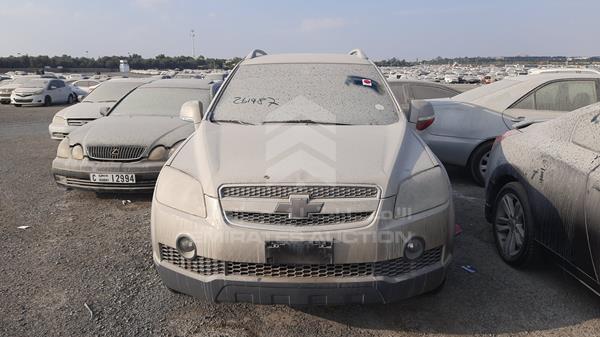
[233,97,279,107]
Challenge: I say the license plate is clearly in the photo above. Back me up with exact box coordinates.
[90,173,136,184]
[265,241,333,265]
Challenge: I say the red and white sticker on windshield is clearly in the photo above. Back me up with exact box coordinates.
[362,79,372,87]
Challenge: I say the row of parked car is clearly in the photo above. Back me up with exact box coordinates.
[0,74,102,106]
[45,49,599,304]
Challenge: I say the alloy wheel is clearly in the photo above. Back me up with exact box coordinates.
[494,193,526,258]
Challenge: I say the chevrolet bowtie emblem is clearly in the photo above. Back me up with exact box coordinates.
[275,195,324,219]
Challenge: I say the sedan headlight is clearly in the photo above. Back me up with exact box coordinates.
[71,145,84,160]
[148,146,168,161]
[56,138,70,158]
[155,166,206,217]
[33,89,44,95]
[52,115,67,126]
[394,166,450,218]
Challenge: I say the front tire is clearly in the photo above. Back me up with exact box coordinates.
[492,182,540,267]
[469,141,493,186]
[44,96,52,106]
[67,94,74,104]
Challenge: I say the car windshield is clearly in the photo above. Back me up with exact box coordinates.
[83,81,144,103]
[110,87,210,116]
[21,79,49,88]
[211,63,399,125]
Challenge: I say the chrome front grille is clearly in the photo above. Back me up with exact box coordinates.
[160,244,442,278]
[220,185,378,199]
[226,211,372,226]
[86,145,145,161]
[67,119,95,126]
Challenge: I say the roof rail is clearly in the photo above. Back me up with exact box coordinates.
[245,49,268,60]
[348,49,368,60]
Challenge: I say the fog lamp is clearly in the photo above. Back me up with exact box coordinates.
[176,235,196,260]
[404,237,425,260]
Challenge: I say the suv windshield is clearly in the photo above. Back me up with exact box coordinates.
[211,63,399,125]
[110,87,209,116]
[83,81,143,103]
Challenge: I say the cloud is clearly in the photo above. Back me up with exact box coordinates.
[299,17,346,33]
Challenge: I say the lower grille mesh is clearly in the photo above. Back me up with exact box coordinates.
[160,244,442,278]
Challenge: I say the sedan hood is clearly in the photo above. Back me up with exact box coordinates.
[170,122,438,198]
[55,102,111,120]
[68,115,194,150]
[13,87,43,95]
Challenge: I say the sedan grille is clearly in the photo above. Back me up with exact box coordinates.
[159,244,442,278]
[86,145,145,161]
[220,185,378,199]
[226,211,372,226]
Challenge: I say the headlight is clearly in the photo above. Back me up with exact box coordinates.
[168,141,184,158]
[394,166,449,218]
[33,89,44,95]
[148,146,168,161]
[52,115,67,126]
[71,145,84,160]
[56,138,70,158]
[155,166,206,217]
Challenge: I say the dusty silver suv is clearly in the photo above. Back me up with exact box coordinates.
[151,49,454,305]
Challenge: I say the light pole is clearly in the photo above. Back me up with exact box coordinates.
[190,29,196,58]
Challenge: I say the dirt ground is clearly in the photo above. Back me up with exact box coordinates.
[1,104,598,337]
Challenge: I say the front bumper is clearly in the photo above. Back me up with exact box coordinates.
[48,123,76,140]
[152,193,454,304]
[52,157,166,192]
[11,94,45,106]
[155,256,449,305]
[0,94,11,103]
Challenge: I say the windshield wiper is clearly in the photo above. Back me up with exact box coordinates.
[212,119,256,125]
[263,119,350,126]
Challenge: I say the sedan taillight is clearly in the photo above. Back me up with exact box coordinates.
[416,116,435,131]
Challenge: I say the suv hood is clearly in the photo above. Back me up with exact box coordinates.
[55,102,112,120]
[68,115,194,149]
[169,122,438,198]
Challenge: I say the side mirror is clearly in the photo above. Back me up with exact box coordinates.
[77,95,84,102]
[180,100,203,129]
[409,100,435,131]
[99,106,110,116]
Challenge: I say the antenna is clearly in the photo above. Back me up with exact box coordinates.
[245,49,268,60]
[348,49,368,60]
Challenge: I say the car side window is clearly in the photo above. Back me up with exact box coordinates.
[534,80,597,112]
[513,93,535,109]
[411,85,458,100]
[55,80,65,88]
[572,110,600,153]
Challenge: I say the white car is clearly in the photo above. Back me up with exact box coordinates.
[11,79,75,107]
[71,80,101,96]
[0,75,55,104]
[48,78,153,139]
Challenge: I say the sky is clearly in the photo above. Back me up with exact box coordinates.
[0,0,599,60]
